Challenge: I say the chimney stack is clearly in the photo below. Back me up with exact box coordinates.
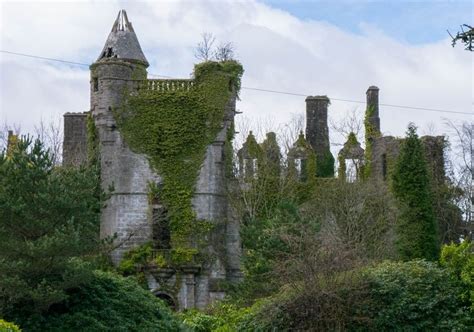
[366,86,381,137]
[305,95,330,159]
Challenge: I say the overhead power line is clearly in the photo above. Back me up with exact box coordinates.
[0,50,90,67]
[241,87,473,115]
[1,49,472,116]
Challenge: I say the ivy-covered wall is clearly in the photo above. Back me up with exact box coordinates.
[114,61,243,264]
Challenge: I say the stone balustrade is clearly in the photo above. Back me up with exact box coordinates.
[140,79,194,92]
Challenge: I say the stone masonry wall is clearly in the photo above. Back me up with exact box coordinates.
[90,60,158,264]
[63,112,88,166]
[372,135,445,182]
[192,94,241,308]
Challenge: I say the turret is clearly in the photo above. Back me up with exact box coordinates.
[89,10,158,264]
[90,10,148,134]
[237,131,262,179]
[288,131,314,181]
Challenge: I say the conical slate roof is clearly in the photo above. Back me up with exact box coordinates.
[97,10,149,66]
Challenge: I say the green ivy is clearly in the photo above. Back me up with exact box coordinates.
[363,105,381,179]
[114,61,243,263]
[86,112,99,167]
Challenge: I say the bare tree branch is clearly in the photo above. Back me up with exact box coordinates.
[194,32,216,61]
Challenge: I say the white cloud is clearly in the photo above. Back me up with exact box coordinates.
[1,0,471,153]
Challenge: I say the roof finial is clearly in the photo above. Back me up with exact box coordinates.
[111,9,134,33]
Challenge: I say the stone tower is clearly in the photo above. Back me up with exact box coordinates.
[63,10,242,310]
[90,10,154,264]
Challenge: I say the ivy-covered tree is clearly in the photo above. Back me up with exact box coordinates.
[391,124,438,260]
[0,138,103,318]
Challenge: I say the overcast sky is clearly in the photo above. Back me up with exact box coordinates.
[0,0,472,151]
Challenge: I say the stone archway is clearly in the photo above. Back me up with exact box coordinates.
[154,291,177,310]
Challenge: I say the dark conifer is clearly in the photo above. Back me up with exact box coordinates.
[391,124,438,260]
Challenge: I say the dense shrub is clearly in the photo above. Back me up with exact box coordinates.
[180,302,252,332]
[236,283,369,331]
[360,260,472,331]
[0,320,21,332]
[440,241,474,310]
[15,271,181,332]
[234,260,472,331]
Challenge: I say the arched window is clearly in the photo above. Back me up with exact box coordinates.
[345,159,357,183]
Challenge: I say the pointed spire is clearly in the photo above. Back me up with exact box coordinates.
[111,10,134,33]
[96,10,149,66]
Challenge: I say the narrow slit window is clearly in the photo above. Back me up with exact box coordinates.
[93,77,99,92]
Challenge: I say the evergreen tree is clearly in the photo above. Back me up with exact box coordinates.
[0,138,103,317]
[391,124,438,260]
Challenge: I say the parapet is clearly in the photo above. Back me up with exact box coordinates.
[139,79,194,92]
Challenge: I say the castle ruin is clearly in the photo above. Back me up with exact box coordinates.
[63,10,241,310]
[63,9,447,311]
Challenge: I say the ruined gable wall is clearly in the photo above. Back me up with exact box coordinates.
[371,135,445,182]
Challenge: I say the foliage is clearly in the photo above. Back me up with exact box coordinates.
[235,260,472,331]
[363,105,381,178]
[359,260,473,331]
[236,285,369,332]
[307,179,397,260]
[235,177,397,303]
[0,138,103,318]
[440,241,474,310]
[391,124,439,260]
[0,320,21,332]
[180,302,252,332]
[17,271,182,332]
[115,61,243,262]
[86,112,99,167]
[235,202,302,301]
[316,150,335,178]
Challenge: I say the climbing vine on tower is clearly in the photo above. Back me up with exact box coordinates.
[114,60,243,264]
